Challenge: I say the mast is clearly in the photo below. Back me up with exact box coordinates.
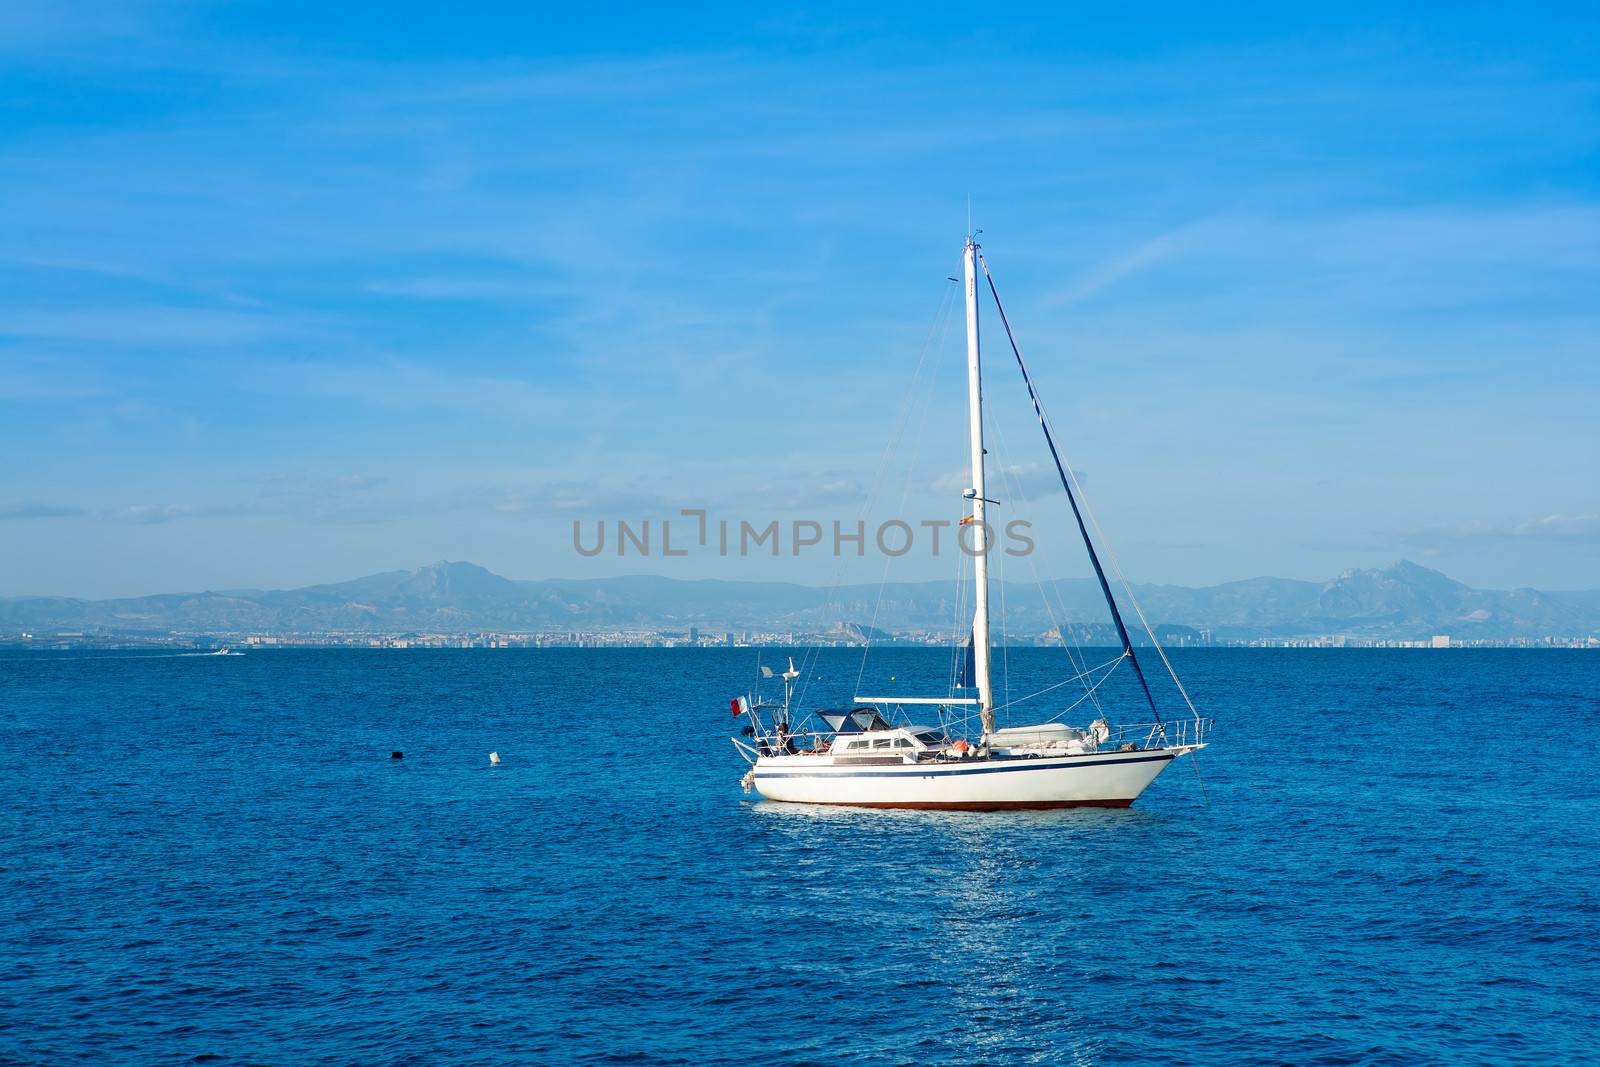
[963,237,997,738]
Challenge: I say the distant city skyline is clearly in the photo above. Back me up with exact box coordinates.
[5,558,1598,649]
[2,5,1596,598]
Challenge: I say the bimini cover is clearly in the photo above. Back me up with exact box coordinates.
[816,707,891,734]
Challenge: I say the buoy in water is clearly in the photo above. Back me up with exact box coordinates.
[390,751,404,760]
[489,751,501,766]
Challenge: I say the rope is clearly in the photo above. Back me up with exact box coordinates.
[997,528,1010,712]
[991,651,1126,713]
[851,267,960,702]
[791,267,955,716]
[1048,659,1129,722]
[1011,331,1202,720]
[979,251,1164,725]
[984,386,1105,712]
[1189,750,1212,807]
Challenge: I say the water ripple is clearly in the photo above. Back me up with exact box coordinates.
[0,647,1595,1064]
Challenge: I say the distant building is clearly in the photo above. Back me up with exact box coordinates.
[1431,635,1451,648]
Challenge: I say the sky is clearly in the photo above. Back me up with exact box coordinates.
[2,3,1597,598]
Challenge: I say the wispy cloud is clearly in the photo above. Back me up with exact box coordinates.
[1047,220,1229,307]
[21,474,684,530]
[277,359,583,424]
[1407,514,1600,546]
[248,473,388,497]
[0,501,87,520]
[0,307,287,346]
[363,277,564,302]
[1,16,1596,593]
[115,504,195,524]
[0,353,111,401]
[492,481,678,515]
[360,54,731,108]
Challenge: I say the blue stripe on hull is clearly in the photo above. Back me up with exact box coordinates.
[754,752,1175,780]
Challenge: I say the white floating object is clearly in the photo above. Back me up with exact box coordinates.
[489,751,501,765]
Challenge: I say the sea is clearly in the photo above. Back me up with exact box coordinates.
[1,647,1595,1065]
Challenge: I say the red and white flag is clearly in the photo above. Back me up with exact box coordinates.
[730,696,750,717]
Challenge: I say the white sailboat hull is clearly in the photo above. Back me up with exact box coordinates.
[751,748,1190,810]
[727,240,1215,812]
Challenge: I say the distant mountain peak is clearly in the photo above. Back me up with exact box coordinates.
[419,559,493,576]
[1331,560,1462,588]
[1316,558,1484,624]
[400,560,520,597]
[1388,559,1456,581]
[1,560,1595,640]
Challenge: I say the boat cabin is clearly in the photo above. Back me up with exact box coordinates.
[830,726,949,756]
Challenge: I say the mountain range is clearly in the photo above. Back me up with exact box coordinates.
[2,560,1597,641]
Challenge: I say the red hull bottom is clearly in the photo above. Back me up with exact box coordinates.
[784,798,1135,811]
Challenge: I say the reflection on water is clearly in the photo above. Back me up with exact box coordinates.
[742,796,1178,1062]
[748,797,1168,831]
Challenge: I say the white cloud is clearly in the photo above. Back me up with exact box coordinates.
[0,501,86,520]
[1047,220,1230,307]
[1408,514,1600,545]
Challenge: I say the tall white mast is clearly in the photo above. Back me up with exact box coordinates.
[963,237,996,738]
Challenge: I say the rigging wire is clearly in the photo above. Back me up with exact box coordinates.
[794,268,959,716]
[939,502,974,737]
[850,267,961,702]
[941,649,1121,735]
[1189,749,1213,807]
[1031,657,1127,723]
[985,389,1106,714]
[972,252,1203,716]
[986,259,1200,719]
[991,652,1126,713]
[996,518,1010,715]
[979,251,1170,726]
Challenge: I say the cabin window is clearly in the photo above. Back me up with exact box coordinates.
[845,739,870,751]
[873,738,893,749]
[894,738,914,749]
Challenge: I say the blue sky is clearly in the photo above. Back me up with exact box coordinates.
[2,3,1597,597]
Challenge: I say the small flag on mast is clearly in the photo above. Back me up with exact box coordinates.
[730,696,750,717]
[959,515,975,526]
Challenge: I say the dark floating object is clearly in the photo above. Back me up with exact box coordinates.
[390,751,404,760]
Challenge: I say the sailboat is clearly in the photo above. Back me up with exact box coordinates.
[731,235,1210,810]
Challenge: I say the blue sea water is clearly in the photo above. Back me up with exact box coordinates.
[1,647,1596,1065]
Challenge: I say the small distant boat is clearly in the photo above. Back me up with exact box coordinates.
[206,647,243,656]
[731,233,1211,810]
